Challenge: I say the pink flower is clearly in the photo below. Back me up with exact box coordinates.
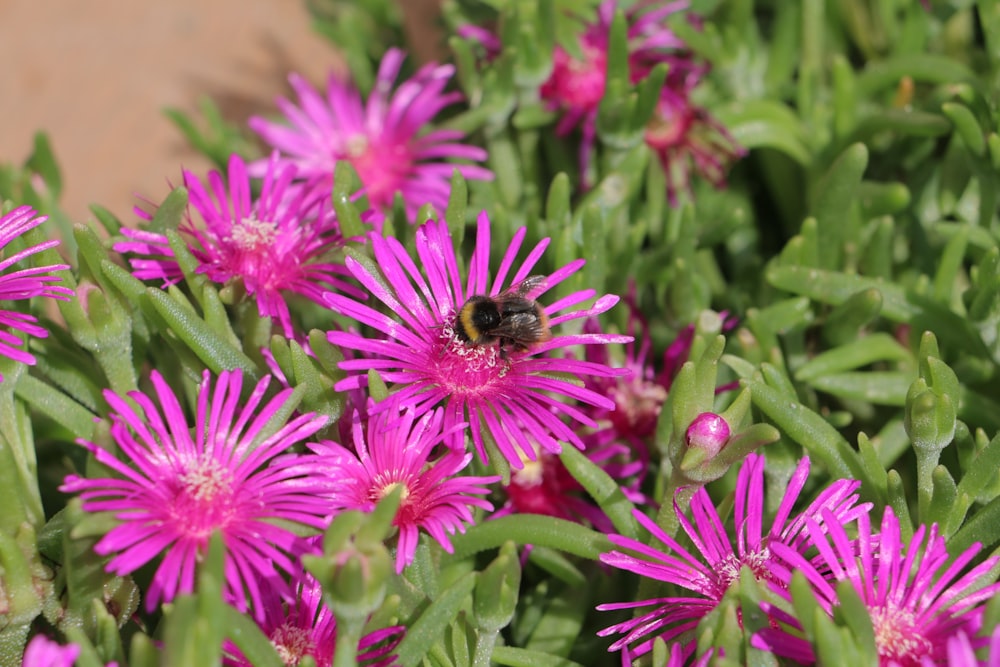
[645,81,746,205]
[114,153,361,337]
[22,636,81,667]
[60,369,332,616]
[597,453,871,661]
[754,506,1000,665]
[249,48,492,219]
[0,205,72,379]
[539,1,692,182]
[310,405,499,572]
[225,567,404,667]
[323,212,630,469]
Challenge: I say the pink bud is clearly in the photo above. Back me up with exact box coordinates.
[686,412,731,459]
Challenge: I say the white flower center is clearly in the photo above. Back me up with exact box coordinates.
[871,606,931,663]
[230,215,279,251]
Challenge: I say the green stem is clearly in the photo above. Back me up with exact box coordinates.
[915,451,937,524]
[331,616,364,667]
[472,629,498,667]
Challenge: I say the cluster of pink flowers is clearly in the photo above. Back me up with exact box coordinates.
[598,452,1000,665]
[10,3,994,667]
[536,0,745,200]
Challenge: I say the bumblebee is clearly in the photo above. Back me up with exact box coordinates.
[454,276,551,352]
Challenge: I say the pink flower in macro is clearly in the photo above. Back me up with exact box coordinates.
[539,1,692,182]
[225,567,404,667]
[0,205,72,379]
[597,453,871,661]
[753,506,1000,666]
[310,405,499,573]
[114,153,362,338]
[645,80,746,205]
[249,48,492,219]
[22,636,81,667]
[933,626,1000,667]
[60,369,332,616]
[323,212,630,469]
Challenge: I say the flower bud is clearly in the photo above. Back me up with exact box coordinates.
[686,412,731,458]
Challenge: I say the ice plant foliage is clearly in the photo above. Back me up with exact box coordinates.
[225,568,404,667]
[114,153,360,337]
[323,211,630,469]
[310,405,499,573]
[249,48,492,219]
[60,369,332,615]
[598,454,871,660]
[0,205,71,379]
[754,506,1000,665]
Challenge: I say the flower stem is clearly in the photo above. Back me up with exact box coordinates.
[331,616,364,667]
[472,629,498,667]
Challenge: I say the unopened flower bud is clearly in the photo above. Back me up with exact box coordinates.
[681,412,729,471]
[685,412,731,460]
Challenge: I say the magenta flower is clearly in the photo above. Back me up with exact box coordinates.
[310,405,499,572]
[934,626,1000,667]
[323,212,630,469]
[249,48,492,219]
[114,153,362,337]
[22,636,81,667]
[539,1,692,182]
[225,567,404,667]
[597,453,871,660]
[0,205,72,379]
[645,81,746,205]
[754,506,1000,665]
[60,369,332,615]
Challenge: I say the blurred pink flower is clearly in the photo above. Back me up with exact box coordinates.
[645,81,746,205]
[539,1,692,183]
[250,48,491,219]
[22,636,81,667]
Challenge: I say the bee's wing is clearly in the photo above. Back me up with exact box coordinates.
[489,311,552,344]
[502,275,548,299]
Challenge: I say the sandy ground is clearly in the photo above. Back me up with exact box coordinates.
[0,0,339,224]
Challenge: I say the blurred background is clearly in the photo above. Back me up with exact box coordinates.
[0,0,337,223]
